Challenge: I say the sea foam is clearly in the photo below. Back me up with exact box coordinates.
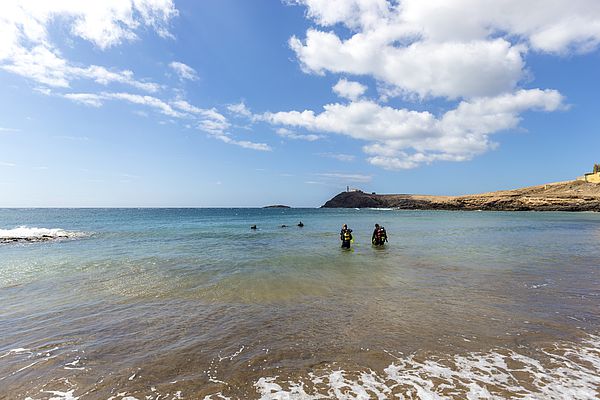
[0,226,87,243]
[253,335,600,400]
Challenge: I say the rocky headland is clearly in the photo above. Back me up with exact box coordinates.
[322,180,600,211]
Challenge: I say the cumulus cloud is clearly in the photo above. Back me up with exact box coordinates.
[332,78,367,101]
[0,1,177,53]
[169,61,198,81]
[263,89,564,169]
[291,0,600,100]
[0,1,174,90]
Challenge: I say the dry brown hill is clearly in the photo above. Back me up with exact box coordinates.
[322,180,600,211]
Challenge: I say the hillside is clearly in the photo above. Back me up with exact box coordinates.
[322,180,600,211]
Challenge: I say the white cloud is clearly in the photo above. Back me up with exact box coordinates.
[291,29,525,100]
[332,78,367,101]
[212,134,272,151]
[64,93,103,107]
[62,92,269,151]
[171,100,232,135]
[228,101,253,118]
[264,89,564,169]
[103,92,183,117]
[63,92,196,119]
[276,127,322,141]
[0,1,177,53]
[83,65,160,92]
[169,61,198,81]
[0,161,16,167]
[0,1,173,91]
[172,100,227,122]
[319,152,355,162]
[2,46,160,92]
[291,0,600,100]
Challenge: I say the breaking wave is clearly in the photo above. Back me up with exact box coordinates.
[0,226,88,243]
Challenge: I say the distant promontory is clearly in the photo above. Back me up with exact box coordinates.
[263,205,291,209]
[322,180,600,212]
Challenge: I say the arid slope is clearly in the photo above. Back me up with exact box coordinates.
[322,180,600,211]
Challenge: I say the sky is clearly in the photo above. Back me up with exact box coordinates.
[0,0,599,207]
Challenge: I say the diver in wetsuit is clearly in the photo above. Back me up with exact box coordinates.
[340,224,353,249]
[372,223,388,246]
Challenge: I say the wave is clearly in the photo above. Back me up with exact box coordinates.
[0,226,88,243]
[2,335,599,399]
[253,335,600,399]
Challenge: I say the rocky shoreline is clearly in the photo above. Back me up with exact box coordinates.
[0,235,71,244]
[322,180,600,211]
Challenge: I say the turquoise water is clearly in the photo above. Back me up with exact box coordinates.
[1,208,599,399]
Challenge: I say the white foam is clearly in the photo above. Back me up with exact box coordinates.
[64,358,85,371]
[203,393,231,400]
[0,348,31,358]
[0,226,87,242]
[250,335,600,400]
[219,346,245,362]
[42,390,79,400]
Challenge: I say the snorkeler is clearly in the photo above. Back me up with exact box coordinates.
[371,223,388,246]
[340,224,353,249]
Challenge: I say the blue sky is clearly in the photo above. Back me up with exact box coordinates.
[1,0,599,207]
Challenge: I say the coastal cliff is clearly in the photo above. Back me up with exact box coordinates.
[322,180,600,211]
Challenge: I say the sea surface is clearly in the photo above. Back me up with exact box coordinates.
[0,208,599,399]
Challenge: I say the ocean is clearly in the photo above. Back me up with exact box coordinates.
[0,208,599,399]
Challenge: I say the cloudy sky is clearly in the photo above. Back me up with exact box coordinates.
[1,0,599,206]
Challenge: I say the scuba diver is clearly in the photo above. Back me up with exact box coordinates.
[340,224,353,249]
[372,223,388,246]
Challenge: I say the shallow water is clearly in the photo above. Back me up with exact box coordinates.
[0,208,599,399]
